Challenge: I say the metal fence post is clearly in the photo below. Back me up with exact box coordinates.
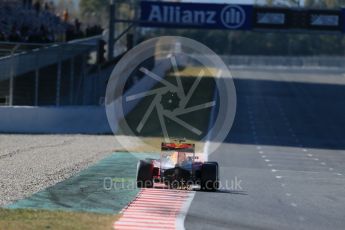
[34,53,40,106]
[9,45,20,106]
[56,49,62,106]
[70,57,75,105]
[108,0,115,61]
[34,56,39,106]
[9,61,14,106]
[132,0,139,46]
[82,54,87,105]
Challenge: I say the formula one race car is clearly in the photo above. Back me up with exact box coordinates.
[136,139,219,191]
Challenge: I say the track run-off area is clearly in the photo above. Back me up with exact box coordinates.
[1,65,345,230]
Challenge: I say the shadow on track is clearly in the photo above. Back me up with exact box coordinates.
[123,70,345,150]
[195,188,248,195]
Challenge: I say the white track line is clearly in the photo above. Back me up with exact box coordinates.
[176,191,196,230]
[291,203,298,207]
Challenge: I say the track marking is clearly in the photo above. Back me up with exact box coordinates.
[291,203,297,207]
[176,190,195,230]
[285,193,291,197]
[299,216,305,221]
[114,188,195,230]
[275,176,282,179]
[271,169,277,173]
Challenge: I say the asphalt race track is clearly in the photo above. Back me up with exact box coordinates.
[185,67,345,230]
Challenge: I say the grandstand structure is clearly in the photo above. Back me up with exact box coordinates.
[0,1,127,107]
[0,1,68,43]
[0,36,121,106]
[0,38,129,106]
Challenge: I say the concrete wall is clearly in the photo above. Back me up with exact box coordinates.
[0,56,174,134]
[0,106,112,134]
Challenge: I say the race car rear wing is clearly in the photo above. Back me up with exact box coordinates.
[161,142,195,153]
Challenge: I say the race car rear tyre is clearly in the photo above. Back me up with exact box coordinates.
[201,162,219,191]
[137,160,153,188]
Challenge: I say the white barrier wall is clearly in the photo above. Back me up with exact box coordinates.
[0,106,112,134]
[222,55,345,68]
[192,55,345,68]
[0,56,173,134]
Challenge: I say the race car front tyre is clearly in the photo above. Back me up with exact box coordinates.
[137,160,154,188]
[201,162,219,191]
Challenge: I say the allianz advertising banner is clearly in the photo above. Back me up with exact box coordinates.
[140,1,253,30]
